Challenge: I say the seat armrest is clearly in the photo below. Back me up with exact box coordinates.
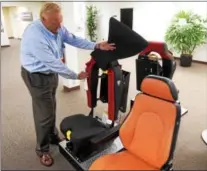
[90,125,121,145]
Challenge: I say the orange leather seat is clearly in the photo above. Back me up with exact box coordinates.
[89,151,156,170]
[89,75,181,170]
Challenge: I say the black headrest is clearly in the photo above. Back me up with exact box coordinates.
[91,17,149,70]
[141,75,178,102]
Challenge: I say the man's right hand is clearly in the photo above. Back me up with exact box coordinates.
[78,71,88,80]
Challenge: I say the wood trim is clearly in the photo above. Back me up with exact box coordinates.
[63,85,80,92]
[174,56,207,65]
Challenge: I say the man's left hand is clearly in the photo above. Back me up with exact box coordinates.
[96,41,116,51]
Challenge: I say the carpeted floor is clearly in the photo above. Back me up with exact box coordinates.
[1,39,207,170]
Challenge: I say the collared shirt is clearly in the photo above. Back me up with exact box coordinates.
[20,19,96,79]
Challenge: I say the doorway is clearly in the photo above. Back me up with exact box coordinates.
[120,8,133,29]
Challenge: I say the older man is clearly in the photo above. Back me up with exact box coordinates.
[20,2,115,166]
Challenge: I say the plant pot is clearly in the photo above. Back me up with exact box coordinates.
[180,54,192,67]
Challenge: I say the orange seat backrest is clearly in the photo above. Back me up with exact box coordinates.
[119,75,181,169]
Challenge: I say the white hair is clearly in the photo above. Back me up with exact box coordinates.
[40,2,61,20]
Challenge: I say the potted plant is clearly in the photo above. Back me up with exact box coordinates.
[165,10,207,67]
[86,5,98,42]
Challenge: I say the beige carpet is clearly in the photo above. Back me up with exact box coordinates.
[1,39,207,170]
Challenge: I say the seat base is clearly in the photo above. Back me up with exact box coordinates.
[59,137,123,171]
[89,151,158,170]
[60,114,107,139]
[60,114,109,161]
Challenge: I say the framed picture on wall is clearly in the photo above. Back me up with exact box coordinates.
[19,12,33,21]
[1,21,4,33]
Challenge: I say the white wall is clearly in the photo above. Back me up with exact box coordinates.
[85,2,177,41]
[1,2,45,39]
[11,6,33,39]
[86,2,120,42]
[1,6,10,46]
[1,1,44,20]
[59,2,85,88]
[86,2,207,62]
[2,7,13,38]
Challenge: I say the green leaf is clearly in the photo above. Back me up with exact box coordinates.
[86,5,98,41]
[165,10,207,55]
